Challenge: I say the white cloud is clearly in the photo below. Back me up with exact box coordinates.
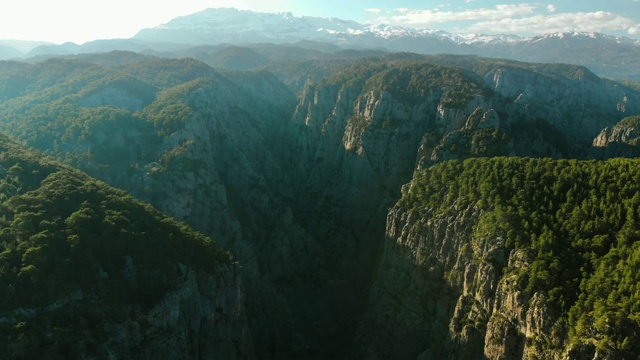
[366,8,381,14]
[465,11,639,35]
[388,4,537,26]
[372,4,640,37]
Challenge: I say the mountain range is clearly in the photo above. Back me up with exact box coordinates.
[2,8,640,80]
[1,47,640,358]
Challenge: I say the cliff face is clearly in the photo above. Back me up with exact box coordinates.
[89,58,640,358]
[284,58,640,221]
[109,266,252,360]
[108,73,324,358]
[357,158,640,359]
[481,65,637,149]
[592,115,640,158]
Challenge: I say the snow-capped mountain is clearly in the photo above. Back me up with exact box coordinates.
[136,8,640,47]
[130,8,640,79]
[136,8,517,46]
[135,8,367,45]
[2,8,639,80]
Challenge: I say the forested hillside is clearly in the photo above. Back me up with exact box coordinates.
[0,50,639,359]
[0,134,251,359]
[359,157,640,359]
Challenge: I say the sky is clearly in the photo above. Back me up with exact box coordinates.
[1,1,640,44]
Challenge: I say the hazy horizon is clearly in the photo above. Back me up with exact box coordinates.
[1,0,640,45]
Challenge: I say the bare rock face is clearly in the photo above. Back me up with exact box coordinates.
[355,190,553,359]
[355,202,482,359]
[592,119,640,158]
[593,125,640,147]
[79,83,152,111]
[482,65,639,151]
[356,155,640,359]
[101,265,253,359]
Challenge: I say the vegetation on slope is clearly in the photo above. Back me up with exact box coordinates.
[0,50,638,358]
[399,157,640,356]
[617,114,640,129]
[0,57,228,183]
[0,133,231,358]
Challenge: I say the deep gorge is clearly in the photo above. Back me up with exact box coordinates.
[0,51,639,359]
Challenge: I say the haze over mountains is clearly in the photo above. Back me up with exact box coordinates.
[3,8,640,79]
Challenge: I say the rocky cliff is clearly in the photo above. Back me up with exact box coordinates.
[357,158,640,359]
[106,71,323,358]
[276,58,639,357]
[592,115,640,158]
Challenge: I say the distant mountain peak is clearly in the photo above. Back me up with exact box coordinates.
[524,31,640,46]
[1,7,637,80]
[138,7,640,48]
[128,8,640,79]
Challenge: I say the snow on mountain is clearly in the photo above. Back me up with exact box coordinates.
[140,8,366,44]
[136,8,462,45]
[32,7,640,79]
[137,8,640,49]
[524,31,640,46]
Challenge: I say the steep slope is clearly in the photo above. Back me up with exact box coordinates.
[273,56,640,357]
[358,157,640,359]
[127,72,326,358]
[272,55,640,358]
[0,133,252,359]
[1,52,640,359]
[592,115,640,158]
[279,54,640,157]
[0,55,324,358]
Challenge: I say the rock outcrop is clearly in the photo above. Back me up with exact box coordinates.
[357,158,640,359]
[592,115,640,158]
[481,64,636,149]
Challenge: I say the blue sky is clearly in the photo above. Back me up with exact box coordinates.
[1,1,640,43]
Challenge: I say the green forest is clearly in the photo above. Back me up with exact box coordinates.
[401,157,640,356]
[0,133,231,358]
